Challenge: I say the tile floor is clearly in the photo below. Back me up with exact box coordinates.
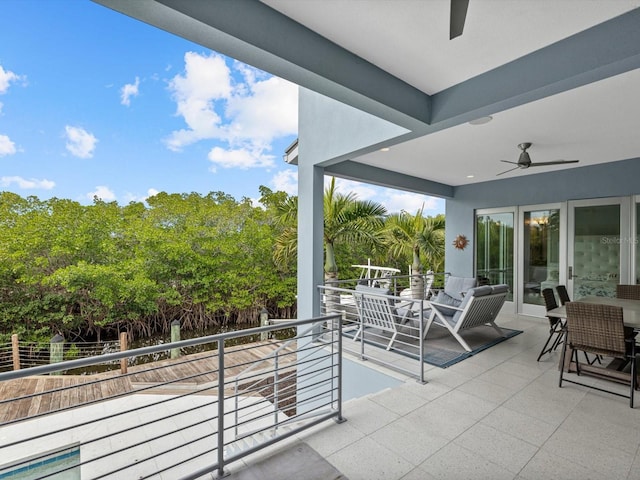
[230,312,640,480]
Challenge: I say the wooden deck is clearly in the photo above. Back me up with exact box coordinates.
[0,340,297,424]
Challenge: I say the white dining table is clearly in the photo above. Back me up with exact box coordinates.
[547,295,640,330]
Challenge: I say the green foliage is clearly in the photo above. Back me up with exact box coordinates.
[0,185,445,343]
[0,190,297,342]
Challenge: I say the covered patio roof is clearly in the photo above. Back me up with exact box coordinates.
[95,0,640,194]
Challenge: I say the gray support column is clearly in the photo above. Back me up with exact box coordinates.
[296,162,325,319]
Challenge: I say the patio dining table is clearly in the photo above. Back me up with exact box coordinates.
[546,295,640,375]
[547,295,640,331]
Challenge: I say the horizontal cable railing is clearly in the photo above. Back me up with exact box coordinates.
[319,282,429,383]
[0,315,343,480]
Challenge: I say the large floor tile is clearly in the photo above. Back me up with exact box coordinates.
[419,442,515,480]
[368,416,450,465]
[480,406,558,447]
[453,423,538,474]
[327,436,414,480]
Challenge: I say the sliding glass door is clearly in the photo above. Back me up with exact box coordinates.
[476,209,514,302]
[518,204,564,316]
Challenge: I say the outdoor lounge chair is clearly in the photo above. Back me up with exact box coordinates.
[424,284,509,352]
[353,285,412,351]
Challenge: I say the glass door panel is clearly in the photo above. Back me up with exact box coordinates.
[568,198,629,299]
[476,211,514,302]
[521,208,561,313]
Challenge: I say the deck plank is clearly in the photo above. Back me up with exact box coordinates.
[0,340,297,424]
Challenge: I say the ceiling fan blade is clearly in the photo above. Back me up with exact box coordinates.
[496,165,521,176]
[500,160,519,165]
[450,0,469,39]
[528,160,580,167]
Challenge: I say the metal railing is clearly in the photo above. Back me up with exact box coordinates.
[319,283,429,383]
[0,315,343,479]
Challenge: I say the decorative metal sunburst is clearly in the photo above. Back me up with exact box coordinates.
[453,234,469,250]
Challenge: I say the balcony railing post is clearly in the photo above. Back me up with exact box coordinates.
[50,334,64,375]
[260,308,269,341]
[273,352,279,431]
[119,332,128,374]
[217,337,226,478]
[419,307,425,384]
[170,320,181,359]
[336,314,344,423]
[12,333,20,370]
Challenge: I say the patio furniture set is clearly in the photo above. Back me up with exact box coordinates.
[541,283,640,408]
[354,277,639,408]
[353,276,510,353]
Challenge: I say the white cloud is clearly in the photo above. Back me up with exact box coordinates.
[0,134,17,157]
[120,76,140,106]
[87,185,116,201]
[0,65,21,94]
[165,52,231,151]
[271,169,298,195]
[65,125,98,159]
[329,178,378,201]
[124,188,160,203]
[166,52,297,170]
[208,146,274,171]
[224,75,298,145]
[1,176,55,189]
[381,191,444,215]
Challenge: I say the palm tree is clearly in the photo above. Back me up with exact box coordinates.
[271,177,387,283]
[383,208,445,298]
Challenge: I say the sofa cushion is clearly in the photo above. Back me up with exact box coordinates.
[432,290,461,316]
[444,276,477,301]
[491,284,509,294]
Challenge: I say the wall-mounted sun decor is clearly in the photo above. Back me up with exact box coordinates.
[453,234,469,250]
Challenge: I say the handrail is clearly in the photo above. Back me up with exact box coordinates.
[0,314,343,480]
[319,284,428,383]
[232,322,317,438]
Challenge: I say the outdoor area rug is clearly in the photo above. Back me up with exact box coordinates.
[344,324,522,368]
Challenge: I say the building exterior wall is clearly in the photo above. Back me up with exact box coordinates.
[445,157,640,277]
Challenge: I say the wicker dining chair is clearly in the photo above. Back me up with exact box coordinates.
[616,284,640,300]
[559,302,637,408]
[537,288,565,361]
[556,285,571,305]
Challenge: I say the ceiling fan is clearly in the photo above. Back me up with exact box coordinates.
[496,142,579,176]
[450,0,470,39]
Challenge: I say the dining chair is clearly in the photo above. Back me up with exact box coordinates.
[556,285,571,305]
[616,284,640,300]
[537,288,565,361]
[559,302,637,408]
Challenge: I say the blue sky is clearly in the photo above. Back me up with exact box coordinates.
[0,0,444,215]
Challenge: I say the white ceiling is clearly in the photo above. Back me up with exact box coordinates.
[263,0,640,187]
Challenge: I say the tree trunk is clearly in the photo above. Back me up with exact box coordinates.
[410,248,424,299]
[324,242,340,313]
